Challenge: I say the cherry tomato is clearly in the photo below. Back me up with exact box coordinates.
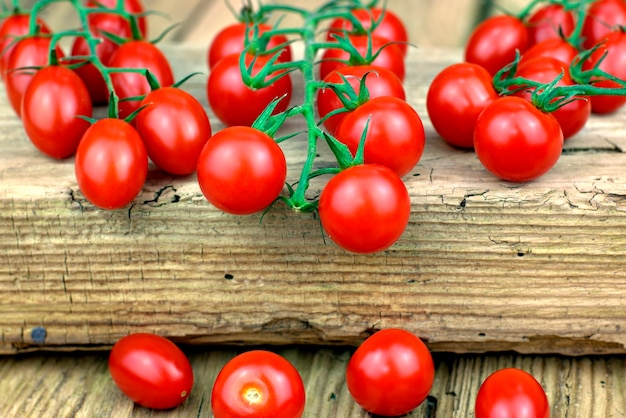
[207,52,292,127]
[108,333,193,410]
[519,38,578,67]
[426,62,498,149]
[514,57,590,140]
[319,34,405,81]
[525,3,575,46]
[21,65,92,159]
[316,65,405,134]
[346,328,435,417]
[0,14,50,80]
[5,35,64,117]
[474,96,563,182]
[75,118,148,209]
[208,22,292,70]
[335,96,424,177]
[108,40,174,119]
[86,0,147,37]
[581,0,626,50]
[582,30,626,114]
[318,164,410,253]
[136,86,212,175]
[465,14,529,76]
[475,368,550,418]
[211,350,305,418]
[197,126,287,215]
[327,7,409,55]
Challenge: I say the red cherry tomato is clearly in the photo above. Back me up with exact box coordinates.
[108,40,174,119]
[21,65,93,159]
[327,7,409,55]
[211,350,305,418]
[316,64,405,134]
[346,328,435,417]
[525,3,575,46]
[208,22,292,70]
[318,164,410,253]
[581,0,626,50]
[519,38,578,67]
[85,0,147,37]
[426,62,498,149]
[319,34,405,81]
[0,14,50,80]
[136,87,212,175]
[197,126,287,215]
[5,35,64,117]
[475,368,550,418]
[474,96,563,182]
[465,14,529,76]
[75,118,148,209]
[108,333,193,410]
[335,96,425,177]
[207,52,292,127]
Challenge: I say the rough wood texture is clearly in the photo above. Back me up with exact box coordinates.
[0,349,624,417]
[2,45,626,355]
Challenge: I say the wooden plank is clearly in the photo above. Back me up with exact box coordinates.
[0,349,624,417]
[2,45,626,356]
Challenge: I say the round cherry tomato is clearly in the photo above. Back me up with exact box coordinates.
[0,14,50,80]
[318,164,410,253]
[109,333,193,410]
[519,38,578,67]
[211,350,305,418]
[346,328,435,417]
[426,62,498,149]
[465,14,529,76]
[86,0,147,37]
[582,30,626,114]
[208,22,292,70]
[581,0,626,50]
[475,368,549,418]
[335,96,424,177]
[327,7,409,55]
[525,3,575,46]
[319,34,405,81]
[108,40,174,119]
[136,86,212,175]
[207,52,292,127]
[474,96,563,182]
[21,65,93,159]
[197,126,287,215]
[75,118,148,209]
[5,35,64,117]
[316,65,405,134]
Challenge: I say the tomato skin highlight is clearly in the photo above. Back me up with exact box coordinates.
[21,65,93,159]
[75,119,148,210]
[108,333,194,410]
[318,164,410,254]
[197,126,287,215]
[346,328,435,417]
[211,350,305,418]
[475,368,550,418]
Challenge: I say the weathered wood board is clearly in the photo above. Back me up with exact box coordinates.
[2,45,626,355]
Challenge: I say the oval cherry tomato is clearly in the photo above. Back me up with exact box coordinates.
[75,118,148,209]
[327,7,409,55]
[21,65,92,159]
[319,34,405,81]
[109,333,193,410]
[197,126,287,215]
[346,328,435,417]
[426,62,498,149]
[335,96,424,177]
[519,38,578,67]
[136,86,212,175]
[208,22,292,70]
[525,3,575,46]
[465,14,529,76]
[5,35,64,117]
[475,368,550,418]
[0,14,50,80]
[581,0,626,50]
[207,52,292,127]
[108,40,174,119]
[211,350,305,418]
[474,96,563,182]
[316,64,405,134]
[318,164,410,253]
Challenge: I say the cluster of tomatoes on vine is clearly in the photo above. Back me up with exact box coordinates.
[427,0,626,183]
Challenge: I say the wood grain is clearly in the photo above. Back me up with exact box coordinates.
[2,45,626,355]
